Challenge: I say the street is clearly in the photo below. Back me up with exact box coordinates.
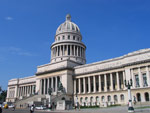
[2,106,150,113]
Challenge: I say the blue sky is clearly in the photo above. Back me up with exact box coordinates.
[0,0,150,90]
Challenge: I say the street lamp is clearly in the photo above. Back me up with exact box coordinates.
[48,88,52,109]
[124,79,134,112]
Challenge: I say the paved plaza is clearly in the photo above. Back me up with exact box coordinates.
[2,106,150,113]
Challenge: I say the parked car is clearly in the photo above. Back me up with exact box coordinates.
[35,105,46,110]
[8,105,14,108]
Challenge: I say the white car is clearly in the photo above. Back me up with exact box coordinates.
[35,106,46,110]
[8,105,14,108]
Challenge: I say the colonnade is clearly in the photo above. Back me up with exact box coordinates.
[40,76,60,95]
[51,44,85,59]
[17,85,36,97]
[131,66,150,88]
[74,71,125,94]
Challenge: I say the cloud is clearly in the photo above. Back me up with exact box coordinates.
[5,16,13,20]
[0,46,36,57]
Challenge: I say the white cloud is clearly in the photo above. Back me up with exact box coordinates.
[5,16,13,20]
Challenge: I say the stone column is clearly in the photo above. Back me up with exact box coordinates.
[99,75,101,92]
[77,46,79,56]
[20,87,21,96]
[122,71,126,89]
[79,47,81,57]
[104,74,107,92]
[146,66,150,86]
[116,72,120,90]
[78,78,81,94]
[80,47,82,57]
[110,73,113,91]
[74,45,75,56]
[88,77,91,93]
[47,78,49,94]
[17,87,19,97]
[138,68,143,88]
[21,87,23,96]
[44,79,46,95]
[40,80,42,95]
[29,85,32,94]
[93,76,96,93]
[74,79,76,94]
[131,69,135,88]
[83,77,86,93]
[55,76,58,92]
[51,77,53,92]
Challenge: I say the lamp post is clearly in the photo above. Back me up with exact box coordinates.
[48,88,52,109]
[124,79,134,112]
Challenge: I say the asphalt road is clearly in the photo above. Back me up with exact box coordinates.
[2,107,150,113]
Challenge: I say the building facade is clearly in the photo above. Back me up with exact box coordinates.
[6,14,150,107]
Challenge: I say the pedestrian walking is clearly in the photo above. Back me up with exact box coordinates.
[30,105,34,113]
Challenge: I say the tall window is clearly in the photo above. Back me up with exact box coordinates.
[73,36,75,40]
[143,73,148,87]
[135,74,140,87]
[68,35,70,40]
[62,35,65,40]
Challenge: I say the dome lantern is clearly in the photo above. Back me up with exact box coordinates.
[66,14,71,21]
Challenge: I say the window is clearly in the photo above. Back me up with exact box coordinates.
[58,37,60,41]
[77,37,79,41]
[114,95,118,102]
[135,74,140,87]
[120,94,124,101]
[143,73,148,87]
[101,96,105,102]
[108,96,111,102]
[63,36,65,40]
[73,36,75,40]
[68,35,70,39]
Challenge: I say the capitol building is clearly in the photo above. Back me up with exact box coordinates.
[6,14,150,108]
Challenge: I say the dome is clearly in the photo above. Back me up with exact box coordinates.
[56,14,80,35]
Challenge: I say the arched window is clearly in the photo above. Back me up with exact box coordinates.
[90,97,93,103]
[108,95,111,102]
[145,92,149,101]
[114,95,118,102]
[101,96,105,102]
[80,97,83,103]
[120,94,124,101]
[85,97,88,103]
[136,93,141,102]
[96,96,99,103]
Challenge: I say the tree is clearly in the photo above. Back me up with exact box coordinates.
[0,86,7,102]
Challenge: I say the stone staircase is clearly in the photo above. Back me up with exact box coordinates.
[15,94,46,108]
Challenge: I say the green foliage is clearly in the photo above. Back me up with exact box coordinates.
[0,86,7,102]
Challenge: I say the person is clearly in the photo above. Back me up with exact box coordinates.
[0,105,2,113]
[30,105,34,113]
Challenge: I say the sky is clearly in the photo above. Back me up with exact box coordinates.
[0,0,150,90]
